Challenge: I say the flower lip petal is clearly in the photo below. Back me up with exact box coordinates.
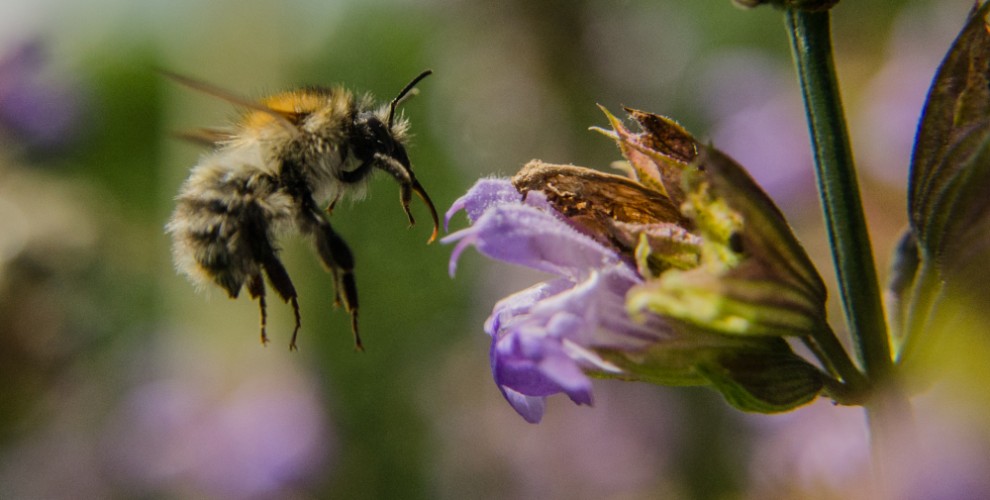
[491,333,593,421]
[483,264,673,422]
[485,278,575,337]
[442,201,620,279]
[443,178,522,232]
[539,354,594,401]
[499,385,546,423]
[441,228,475,277]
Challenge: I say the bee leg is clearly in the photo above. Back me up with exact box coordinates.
[258,252,302,351]
[243,202,302,350]
[283,161,362,350]
[373,153,440,243]
[309,215,362,351]
[399,183,416,227]
[373,153,416,226]
[325,193,340,215]
[247,273,269,346]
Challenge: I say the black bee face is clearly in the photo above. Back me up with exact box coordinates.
[351,112,410,169]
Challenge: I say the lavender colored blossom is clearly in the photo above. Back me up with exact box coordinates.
[444,107,829,421]
[0,40,82,151]
[444,178,674,423]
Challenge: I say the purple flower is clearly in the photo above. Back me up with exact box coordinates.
[444,107,830,422]
[444,179,674,422]
[0,40,82,151]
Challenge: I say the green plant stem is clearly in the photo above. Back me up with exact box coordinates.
[802,323,868,401]
[784,8,890,383]
[785,7,912,478]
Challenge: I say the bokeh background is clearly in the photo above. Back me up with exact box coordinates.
[1,0,987,498]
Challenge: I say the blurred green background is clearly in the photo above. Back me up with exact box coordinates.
[0,0,986,498]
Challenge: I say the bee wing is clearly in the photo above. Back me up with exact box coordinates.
[172,127,237,147]
[161,70,299,136]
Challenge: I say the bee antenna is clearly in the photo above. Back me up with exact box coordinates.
[387,69,432,128]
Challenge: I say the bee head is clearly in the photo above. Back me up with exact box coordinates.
[351,70,439,242]
[352,70,433,168]
[351,111,408,166]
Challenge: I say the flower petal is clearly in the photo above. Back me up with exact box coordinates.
[485,265,692,421]
[485,278,574,337]
[490,330,593,423]
[443,202,620,278]
[443,177,521,231]
[499,386,546,424]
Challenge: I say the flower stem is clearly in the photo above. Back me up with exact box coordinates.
[784,8,891,383]
[785,7,913,481]
[802,323,868,401]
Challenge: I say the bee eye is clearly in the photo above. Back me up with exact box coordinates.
[369,119,388,139]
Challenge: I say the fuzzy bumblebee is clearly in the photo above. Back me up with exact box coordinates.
[165,70,438,351]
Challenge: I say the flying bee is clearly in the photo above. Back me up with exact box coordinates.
[165,70,439,351]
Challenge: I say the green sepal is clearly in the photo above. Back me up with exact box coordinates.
[697,340,824,413]
[631,146,828,338]
[593,344,719,388]
[630,270,826,337]
[595,333,823,413]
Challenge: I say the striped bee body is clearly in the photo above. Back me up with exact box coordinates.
[166,71,437,350]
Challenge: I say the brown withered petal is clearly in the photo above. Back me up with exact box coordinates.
[511,160,690,256]
[592,106,690,204]
[624,107,698,164]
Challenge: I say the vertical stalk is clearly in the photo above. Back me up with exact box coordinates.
[784,8,891,383]
[784,7,912,483]
[802,323,868,400]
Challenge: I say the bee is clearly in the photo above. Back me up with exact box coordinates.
[165,70,439,351]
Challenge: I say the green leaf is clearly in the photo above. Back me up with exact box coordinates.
[885,230,920,343]
[910,2,990,253]
[898,4,990,372]
[926,124,990,275]
[898,124,990,372]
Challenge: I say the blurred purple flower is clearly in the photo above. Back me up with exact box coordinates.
[444,178,674,423]
[0,40,82,151]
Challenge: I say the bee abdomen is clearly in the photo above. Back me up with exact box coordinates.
[167,169,293,298]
